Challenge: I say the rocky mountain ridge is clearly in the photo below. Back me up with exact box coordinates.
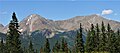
[0,14,120,34]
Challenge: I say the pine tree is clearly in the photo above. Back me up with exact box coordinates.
[85,30,92,53]
[94,23,100,52]
[6,12,23,53]
[90,24,96,52]
[61,38,65,52]
[106,23,111,52]
[61,38,69,53]
[52,41,60,52]
[35,49,38,53]
[99,21,107,52]
[75,23,84,53]
[116,29,120,52]
[28,40,34,53]
[40,47,43,53]
[23,47,28,53]
[0,38,5,53]
[110,30,117,53]
[85,24,95,53]
[44,38,50,53]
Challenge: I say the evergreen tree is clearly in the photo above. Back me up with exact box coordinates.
[28,40,34,53]
[90,24,96,52]
[40,47,43,53]
[23,47,28,53]
[44,38,50,53]
[75,23,84,53]
[6,12,23,53]
[52,41,60,52]
[109,30,117,53]
[99,21,107,52]
[85,24,96,53]
[35,49,38,53]
[106,23,111,52]
[106,23,117,53]
[85,30,92,53]
[0,38,5,53]
[116,29,120,52]
[94,23,100,52]
[61,38,69,53]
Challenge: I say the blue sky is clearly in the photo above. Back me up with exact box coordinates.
[0,0,120,26]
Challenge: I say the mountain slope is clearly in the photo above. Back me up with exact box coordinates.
[0,14,120,50]
[19,14,61,33]
[1,14,120,34]
[56,14,120,31]
[0,24,4,32]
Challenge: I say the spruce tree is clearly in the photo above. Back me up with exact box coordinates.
[0,38,5,53]
[116,29,120,52]
[107,23,111,52]
[85,30,92,53]
[75,23,84,53]
[61,38,68,53]
[85,24,95,53]
[109,30,117,53]
[6,12,23,53]
[99,21,107,52]
[94,23,100,52]
[28,40,34,53]
[90,24,96,52]
[23,47,28,53]
[40,47,43,53]
[52,41,60,52]
[44,38,50,53]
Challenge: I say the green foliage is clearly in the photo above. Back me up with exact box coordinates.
[99,21,107,51]
[6,12,23,53]
[43,38,50,53]
[115,29,120,52]
[28,40,34,53]
[61,38,69,53]
[52,41,61,52]
[0,38,5,53]
[1,12,120,53]
[94,23,100,51]
[75,23,84,53]
[85,24,95,52]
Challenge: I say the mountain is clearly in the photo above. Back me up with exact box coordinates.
[18,14,120,33]
[0,24,4,32]
[0,14,120,50]
[56,14,120,31]
[1,14,120,35]
[19,14,61,33]
[19,14,120,50]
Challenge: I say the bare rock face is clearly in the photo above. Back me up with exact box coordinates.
[0,24,4,32]
[1,14,120,34]
[56,14,120,31]
[19,14,61,33]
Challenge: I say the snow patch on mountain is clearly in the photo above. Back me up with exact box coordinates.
[46,32,55,38]
[19,29,23,32]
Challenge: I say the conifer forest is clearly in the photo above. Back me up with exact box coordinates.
[0,12,120,53]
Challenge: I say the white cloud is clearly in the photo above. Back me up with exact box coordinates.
[102,9,113,15]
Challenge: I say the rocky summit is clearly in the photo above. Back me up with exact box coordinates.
[0,14,120,36]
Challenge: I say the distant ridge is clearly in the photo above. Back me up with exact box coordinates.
[0,14,120,33]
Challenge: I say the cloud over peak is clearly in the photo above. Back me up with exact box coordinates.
[102,9,113,15]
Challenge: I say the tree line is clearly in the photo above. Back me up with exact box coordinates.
[0,12,120,53]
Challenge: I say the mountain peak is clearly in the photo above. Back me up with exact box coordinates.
[89,14,100,16]
[1,14,120,34]
[0,24,4,27]
[0,23,4,32]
